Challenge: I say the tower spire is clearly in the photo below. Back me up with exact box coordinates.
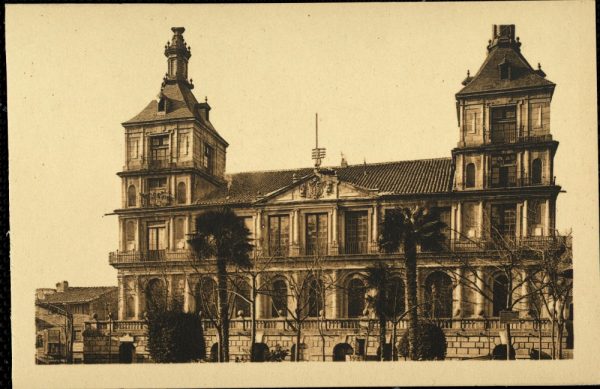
[164,27,192,83]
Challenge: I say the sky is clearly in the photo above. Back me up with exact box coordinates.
[6,3,597,290]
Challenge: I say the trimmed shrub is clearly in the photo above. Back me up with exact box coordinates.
[398,321,447,360]
[147,311,206,363]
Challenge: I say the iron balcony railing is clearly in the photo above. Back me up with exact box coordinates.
[485,126,553,145]
[341,240,369,255]
[301,242,329,257]
[267,244,289,258]
[108,250,194,264]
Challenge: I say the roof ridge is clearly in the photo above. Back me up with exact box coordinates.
[226,157,451,176]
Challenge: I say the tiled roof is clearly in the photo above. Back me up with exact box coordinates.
[124,81,203,124]
[457,45,554,96]
[40,287,117,305]
[197,158,453,205]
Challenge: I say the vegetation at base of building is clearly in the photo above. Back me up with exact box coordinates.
[147,311,206,363]
[398,321,447,360]
[188,207,253,362]
[264,344,289,362]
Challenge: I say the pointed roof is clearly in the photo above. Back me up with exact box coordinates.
[196,158,453,205]
[457,25,555,96]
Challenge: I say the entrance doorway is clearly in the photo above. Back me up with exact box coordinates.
[118,342,135,363]
[332,343,354,361]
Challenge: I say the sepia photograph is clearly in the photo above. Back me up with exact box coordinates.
[6,2,599,388]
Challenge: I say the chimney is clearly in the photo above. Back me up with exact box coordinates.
[340,153,348,168]
[56,280,69,293]
[197,97,211,122]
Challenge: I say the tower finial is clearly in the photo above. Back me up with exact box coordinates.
[164,27,192,83]
[311,113,326,169]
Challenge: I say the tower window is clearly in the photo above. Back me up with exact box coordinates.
[491,106,517,143]
[127,184,137,207]
[465,163,476,188]
[150,135,170,164]
[531,158,543,185]
[176,182,187,204]
[203,144,214,174]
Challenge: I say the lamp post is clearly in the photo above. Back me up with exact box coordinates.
[107,312,113,364]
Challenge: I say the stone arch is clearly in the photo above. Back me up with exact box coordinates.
[176,181,187,204]
[269,277,288,318]
[127,184,137,207]
[209,342,219,362]
[194,277,217,319]
[465,163,476,188]
[492,344,515,360]
[347,277,366,318]
[332,343,354,361]
[492,273,510,316]
[424,271,453,319]
[304,276,324,317]
[118,342,135,363]
[145,278,167,314]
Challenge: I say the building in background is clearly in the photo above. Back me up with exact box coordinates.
[92,24,572,362]
[35,281,117,364]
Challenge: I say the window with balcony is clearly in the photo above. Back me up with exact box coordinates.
[344,211,368,254]
[490,154,516,188]
[150,135,170,167]
[147,225,166,260]
[465,163,476,188]
[126,220,136,251]
[491,106,517,143]
[527,200,544,236]
[268,215,289,257]
[203,144,214,174]
[491,204,517,240]
[305,213,328,256]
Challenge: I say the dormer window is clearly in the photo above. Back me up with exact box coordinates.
[498,59,511,80]
[158,96,168,114]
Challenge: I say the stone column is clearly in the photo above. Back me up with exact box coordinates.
[168,217,175,250]
[475,268,485,317]
[371,204,379,252]
[288,273,299,319]
[331,206,338,253]
[255,210,263,256]
[544,199,551,236]
[292,209,300,256]
[255,274,266,318]
[118,275,125,320]
[520,269,530,316]
[183,275,191,313]
[477,201,484,238]
[327,270,339,319]
[288,211,294,256]
[522,199,529,238]
[450,204,456,243]
[524,149,530,182]
[456,202,462,238]
[453,268,463,318]
[134,276,141,320]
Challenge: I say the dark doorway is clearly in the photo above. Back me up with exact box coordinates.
[118,342,135,364]
[209,343,219,362]
[332,343,354,361]
[376,344,396,361]
[492,344,515,360]
[251,343,270,362]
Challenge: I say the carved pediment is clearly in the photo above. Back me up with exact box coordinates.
[261,173,377,203]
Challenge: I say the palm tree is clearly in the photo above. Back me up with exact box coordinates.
[365,262,394,361]
[379,206,446,360]
[188,207,253,362]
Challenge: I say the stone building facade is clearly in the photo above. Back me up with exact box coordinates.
[91,25,572,362]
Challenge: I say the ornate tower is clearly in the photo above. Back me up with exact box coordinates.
[451,24,560,243]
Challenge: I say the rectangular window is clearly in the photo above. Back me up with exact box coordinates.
[465,109,479,134]
[490,154,516,188]
[491,106,517,143]
[148,177,167,191]
[268,215,290,257]
[462,202,478,239]
[491,204,517,240]
[344,211,368,254]
[305,213,328,256]
[203,144,214,174]
[150,135,169,159]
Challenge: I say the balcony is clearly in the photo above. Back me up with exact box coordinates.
[487,174,556,189]
[109,250,194,265]
[486,126,553,145]
[267,244,289,258]
[341,240,369,255]
[301,242,329,257]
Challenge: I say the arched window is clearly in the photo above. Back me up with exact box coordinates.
[195,278,217,318]
[232,279,251,318]
[386,277,406,316]
[424,272,453,319]
[271,279,288,317]
[531,158,542,185]
[347,278,366,318]
[493,274,509,316]
[177,182,187,204]
[465,163,476,188]
[145,278,166,314]
[127,185,137,207]
[307,278,324,317]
